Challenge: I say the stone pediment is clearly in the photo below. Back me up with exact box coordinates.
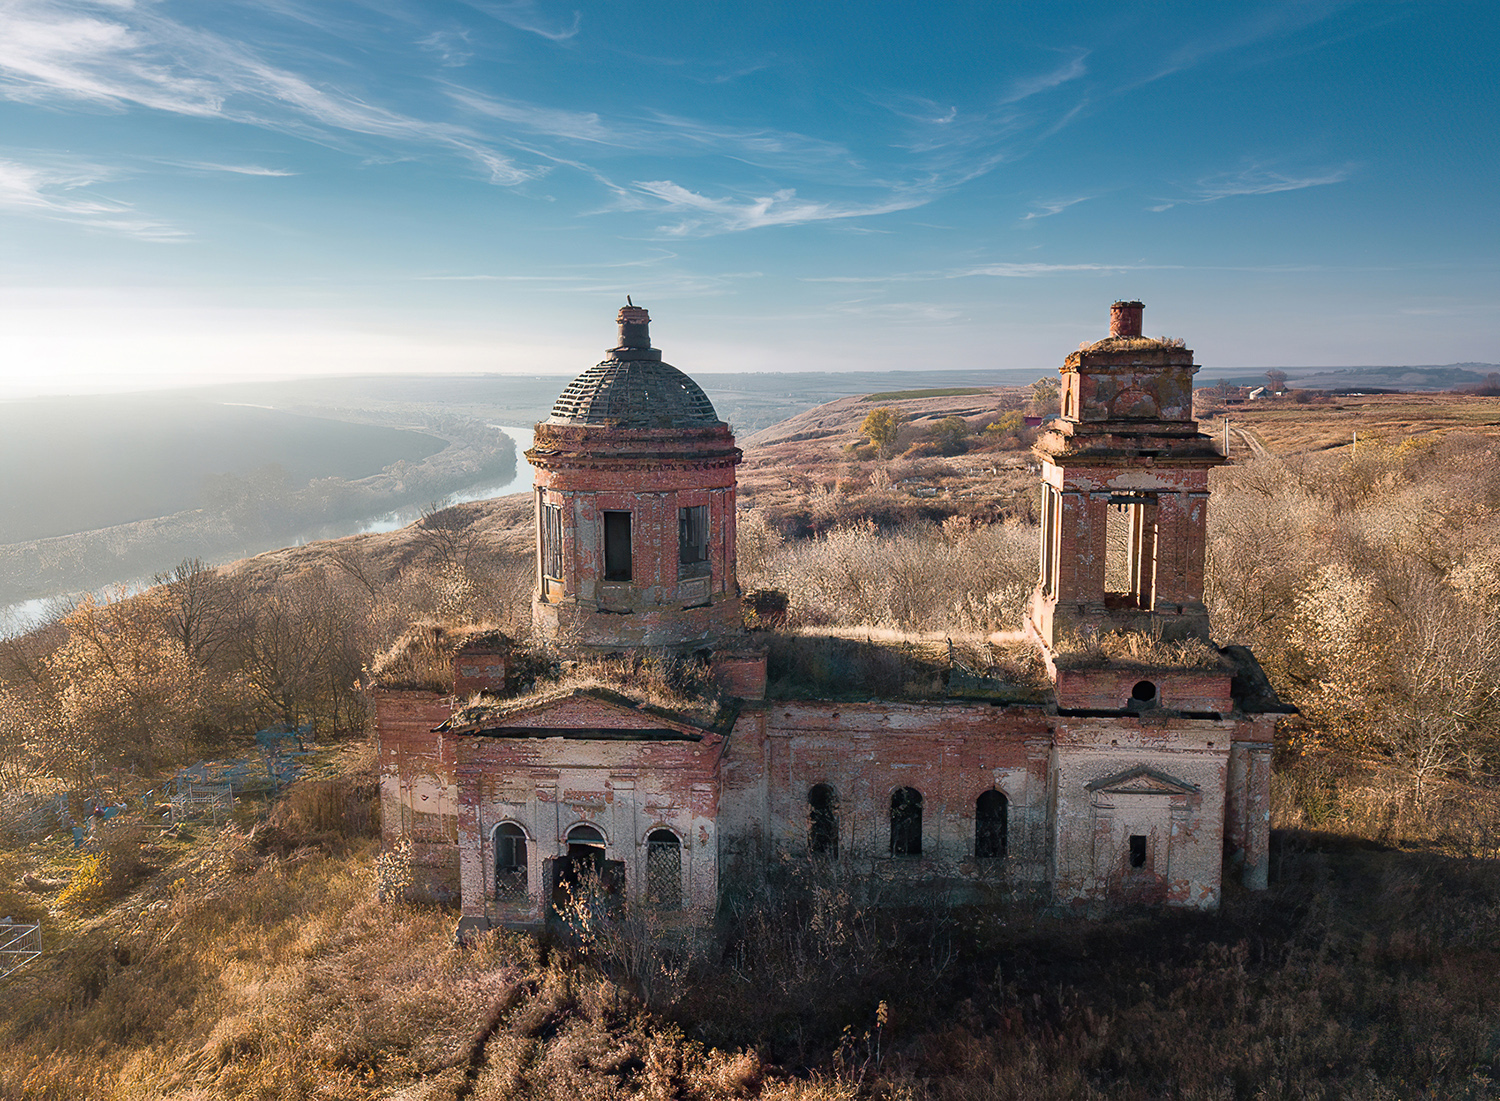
[1085,766,1199,797]
[443,687,727,740]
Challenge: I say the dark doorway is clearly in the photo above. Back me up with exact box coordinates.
[809,784,839,857]
[975,790,1008,858]
[603,511,632,581]
[890,787,923,856]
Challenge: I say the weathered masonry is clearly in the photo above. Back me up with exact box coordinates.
[372,301,1285,932]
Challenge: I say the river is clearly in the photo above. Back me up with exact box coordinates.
[0,425,536,637]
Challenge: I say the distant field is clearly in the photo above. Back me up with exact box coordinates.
[1204,392,1500,456]
[861,387,991,402]
[0,397,444,543]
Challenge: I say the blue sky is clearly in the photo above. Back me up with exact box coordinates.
[0,0,1494,395]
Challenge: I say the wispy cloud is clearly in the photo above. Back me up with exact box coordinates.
[449,90,858,176]
[460,1,580,42]
[1001,49,1089,104]
[0,0,546,186]
[1152,164,1352,211]
[0,155,185,240]
[447,89,619,144]
[1138,0,1355,86]
[631,180,927,236]
[166,160,298,176]
[1022,195,1091,221]
[417,29,474,68]
[802,259,1396,284]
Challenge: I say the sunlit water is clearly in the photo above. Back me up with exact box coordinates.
[0,425,536,637]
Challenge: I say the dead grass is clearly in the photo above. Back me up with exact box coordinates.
[1052,627,1226,671]
[368,621,509,694]
[1217,391,1500,457]
[765,629,1050,701]
[1071,334,1187,356]
[3,754,1500,1099]
[454,653,731,730]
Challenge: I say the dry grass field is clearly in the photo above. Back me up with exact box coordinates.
[1200,391,1500,458]
[2,383,1499,1098]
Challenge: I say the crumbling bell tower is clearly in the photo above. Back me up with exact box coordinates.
[1028,301,1226,649]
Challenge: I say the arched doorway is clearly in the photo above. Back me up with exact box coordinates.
[550,824,624,919]
[492,822,528,902]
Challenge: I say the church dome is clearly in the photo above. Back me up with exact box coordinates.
[546,305,722,429]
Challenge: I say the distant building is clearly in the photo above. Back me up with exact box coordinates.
[373,300,1284,932]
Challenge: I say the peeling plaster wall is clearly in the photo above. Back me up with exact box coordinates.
[373,689,461,902]
[1050,716,1235,909]
[451,695,726,928]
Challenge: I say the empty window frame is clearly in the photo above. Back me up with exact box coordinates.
[1103,494,1158,609]
[1129,834,1148,869]
[890,787,923,856]
[603,510,632,582]
[1040,485,1061,596]
[975,790,1008,859]
[808,784,839,857]
[541,502,564,581]
[645,829,683,910]
[678,504,710,578]
[494,823,528,902]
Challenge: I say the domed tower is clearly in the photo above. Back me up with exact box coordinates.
[526,304,745,653]
[1029,301,1227,648]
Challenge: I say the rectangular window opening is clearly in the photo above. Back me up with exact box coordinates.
[678,504,710,579]
[1129,834,1147,868]
[1041,486,1059,596]
[1104,495,1157,609]
[541,503,564,581]
[603,511,632,582]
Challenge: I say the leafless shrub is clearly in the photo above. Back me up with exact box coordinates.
[742,517,1037,634]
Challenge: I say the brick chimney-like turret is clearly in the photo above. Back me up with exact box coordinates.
[615,303,653,351]
[1110,300,1145,338]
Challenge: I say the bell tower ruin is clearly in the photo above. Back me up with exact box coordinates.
[1028,301,1226,649]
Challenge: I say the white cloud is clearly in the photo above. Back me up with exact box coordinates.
[632,180,927,236]
[0,0,545,186]
[167,160,297,176]
[417,29,473,68]
[0,155,185,240]
[1153,164,1352,210]
[1001,49,1089,104]
[460,0,580,42]
[1022,196,1091,221]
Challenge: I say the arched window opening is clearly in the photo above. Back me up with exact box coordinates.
[567,822,603,852]
[494,823,527,902]
[975,791,1008,859]
[890,787,923,857]
[808,784,839,857]
[645,829,683,910]
[1132,680,1157,702]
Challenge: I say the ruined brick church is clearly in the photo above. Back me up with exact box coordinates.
[373,300,1283,933]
